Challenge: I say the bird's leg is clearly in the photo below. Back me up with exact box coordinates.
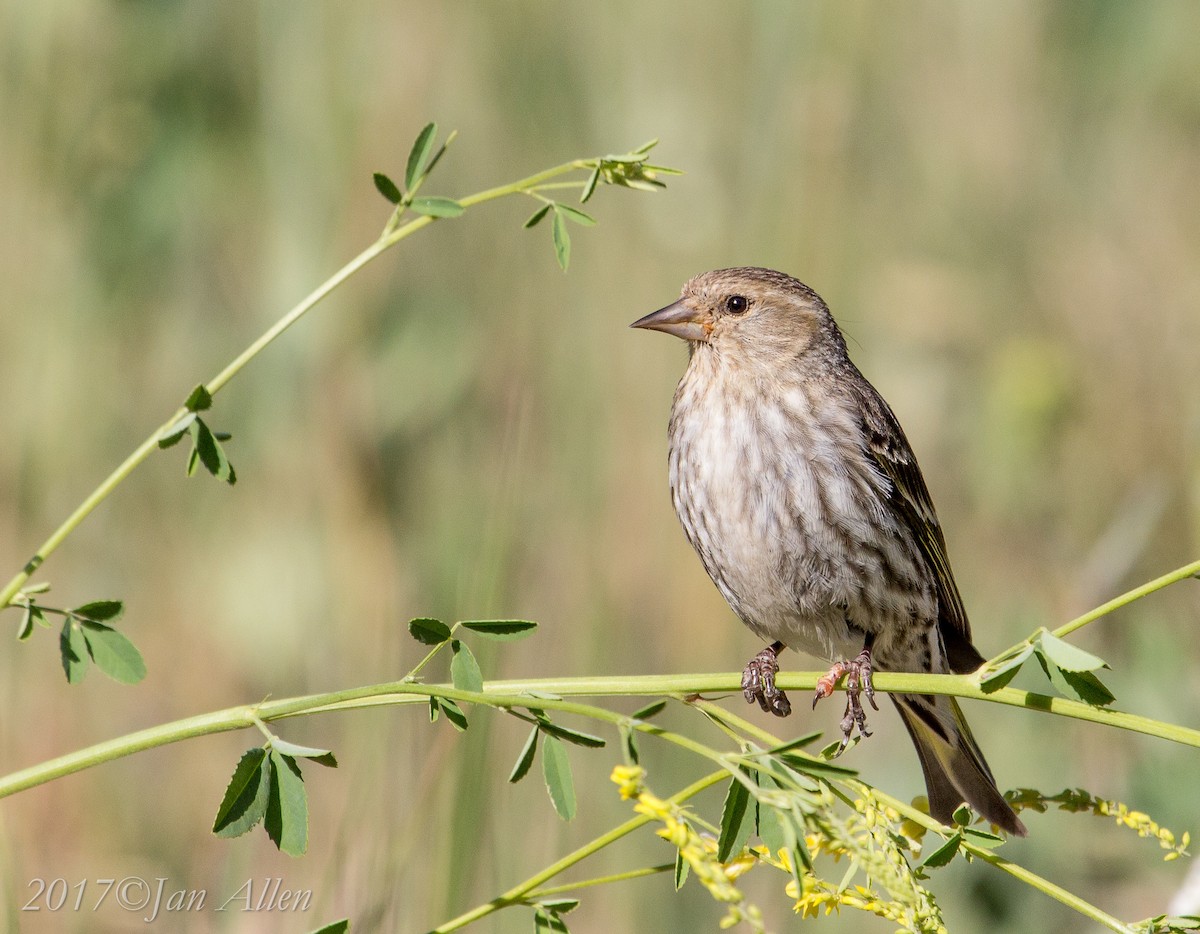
[813,639,878,755]
[742,641,792,717]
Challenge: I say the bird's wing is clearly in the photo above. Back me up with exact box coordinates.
[847,371,981,666]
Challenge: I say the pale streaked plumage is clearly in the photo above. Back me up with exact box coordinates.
[633,267,1025,835]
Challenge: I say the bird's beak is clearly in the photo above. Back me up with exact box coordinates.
[629,299,710,342]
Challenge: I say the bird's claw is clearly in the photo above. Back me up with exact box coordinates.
[742,645,791,717]
[813,648,877,755]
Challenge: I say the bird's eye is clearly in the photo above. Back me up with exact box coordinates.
[725,295,749,315]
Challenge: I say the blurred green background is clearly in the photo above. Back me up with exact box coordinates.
[2,2,1198,932]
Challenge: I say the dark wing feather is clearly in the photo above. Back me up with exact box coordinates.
[845,366,985,672]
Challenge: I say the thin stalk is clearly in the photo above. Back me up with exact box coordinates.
[0,155,602,612]
[1054,556,1200,640]
[428,771,726,933]
[526,864,673,898]
[5,668,1197,801]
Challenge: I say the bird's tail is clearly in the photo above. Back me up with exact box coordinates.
[892,693,1027,836]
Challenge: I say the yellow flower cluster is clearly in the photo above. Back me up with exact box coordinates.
[1093,800,1191,861]
[608,766,765,931]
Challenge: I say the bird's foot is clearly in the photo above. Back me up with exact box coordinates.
[742,642,791,717]
[813,647,878,755]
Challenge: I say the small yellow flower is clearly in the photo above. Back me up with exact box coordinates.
[609,764,645,800]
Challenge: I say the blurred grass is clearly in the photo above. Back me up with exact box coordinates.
[1,2,1198,932]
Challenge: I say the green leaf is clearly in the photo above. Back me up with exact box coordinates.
[952,804,973,827]
[408,617,451,645]
[60,619,89,683]
[450,640,484,693]
[536,898,580,915]
[580,166,601,203]
[778,752,857,777]
[308,921,350,934]
[405,122,438,190]
[534,717,605,749]
[631,699,668,720]
[458,619,537,640]
[1035,654,1116,706]
[619,722,638,765]
[186,446,200,477]
[673,849,689,890]
[16,603,34,641]
[1036,631,1109,672]
[158,412,197,448]
[373,172,402,204]
[524,204,552,228]
[756,773,785,856]
[213,748,271,837]
[551,209,570,271]
[428,695,439,723]
[265,751,308,857]
[534,909,570,934]
[270,738,338,768]
[762,731,824,755]
[410,197,464,218]
[921,832,962,868]
[185,384,213,411]
[80,622,146,684]
[438,697,469,731]
[554,203,597,226]
[962,827,1006,849]
[190,418,236,484]
[779,811,812,883]
[72,600,124,623]
[716,773,752,862]
[632,138,660,156]
[508,726,539,783]
[541,734,576,820]
[980,645,1033,693]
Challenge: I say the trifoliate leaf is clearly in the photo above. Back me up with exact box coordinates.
[213,748,270,837]
[265,751,308,857]
[450,640,483,694]
[541,734,576,820]
[408,617,451,645]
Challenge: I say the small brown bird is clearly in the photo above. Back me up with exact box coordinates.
[632,267,1025,835]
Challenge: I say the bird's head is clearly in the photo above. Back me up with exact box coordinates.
[631,267,845,367]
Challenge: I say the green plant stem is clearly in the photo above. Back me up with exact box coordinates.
[428,771,726,933]
[5,669,1197,801]
[526,864,673,898]
[0,154,604,614]
[1054,556,1200,639]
